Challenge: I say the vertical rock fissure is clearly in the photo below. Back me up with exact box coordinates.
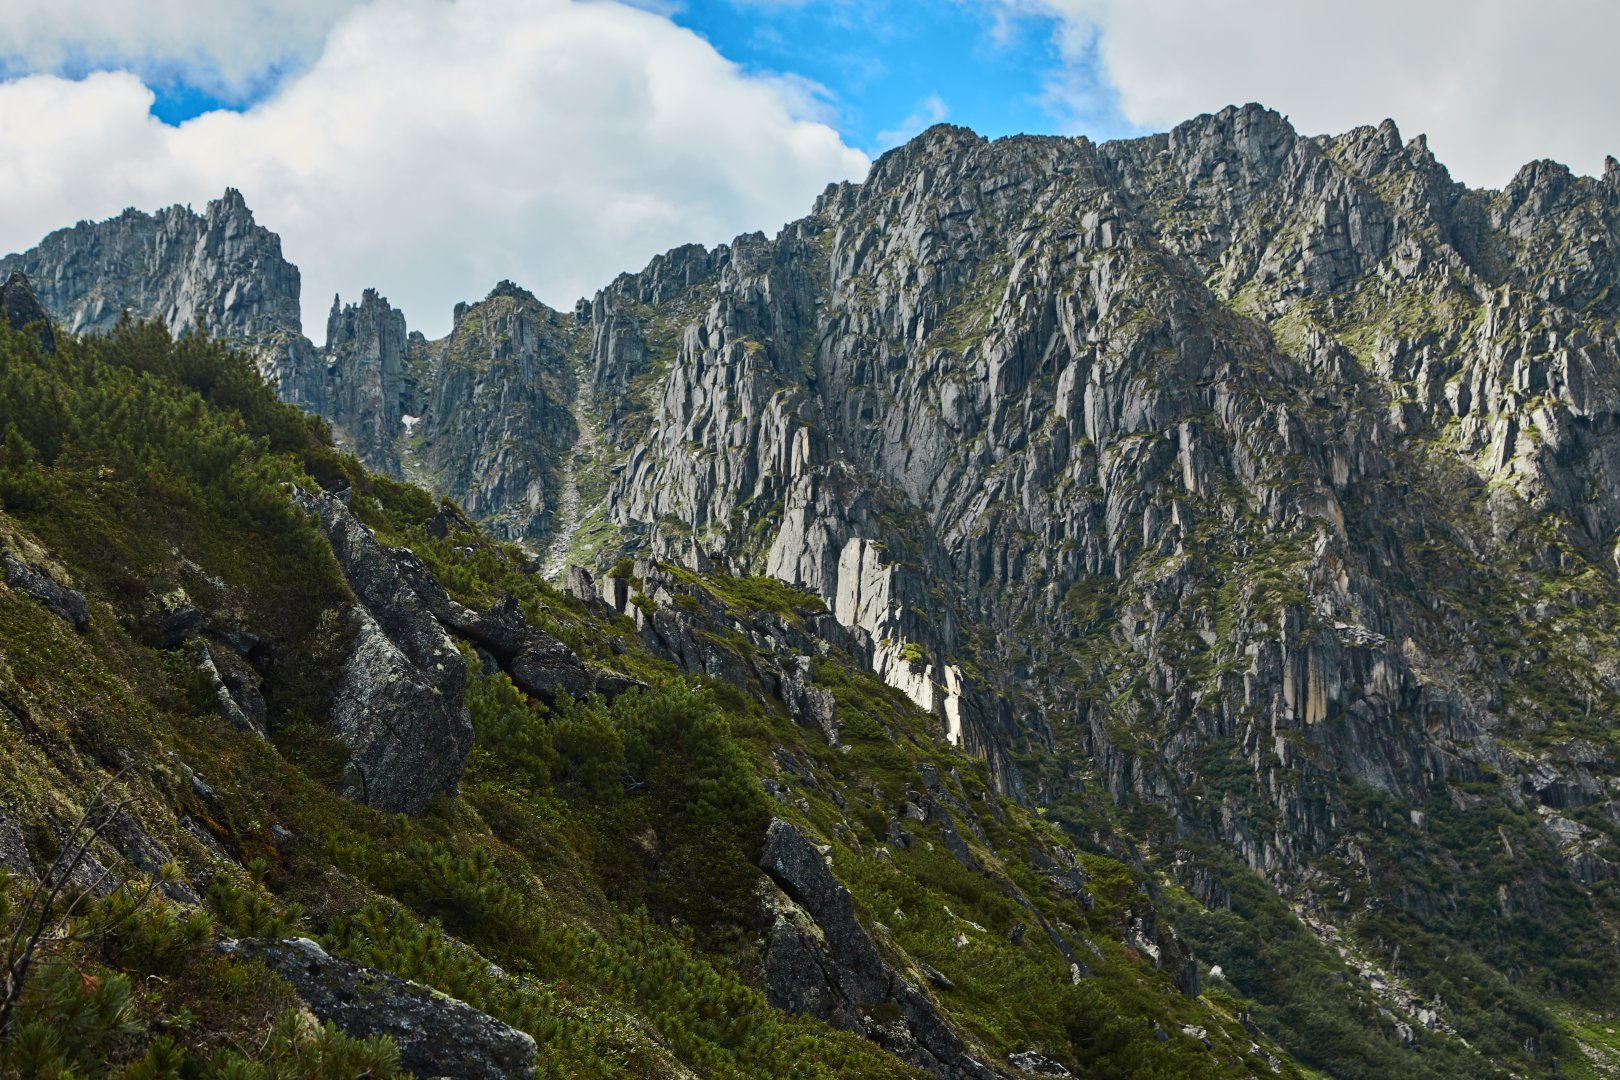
[542,367,595,579]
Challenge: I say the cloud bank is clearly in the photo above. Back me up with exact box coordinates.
[0,0,367,98]
[1014,0,1620,188]
[0,0,869,339]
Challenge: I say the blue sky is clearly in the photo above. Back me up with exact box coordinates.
[665,0,1141,152]
[0,54,281,127]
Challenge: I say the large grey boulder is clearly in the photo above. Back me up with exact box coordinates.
[505,625,601,705]
[2,552,88,631]
[758,818,992,1079]
[225,937,535,1080]
[293,489,471,814]
[389,547,636,706]
[326,606,472,813]
[760,818,891,1007]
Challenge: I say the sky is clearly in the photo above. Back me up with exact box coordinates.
[0,0,1615,341]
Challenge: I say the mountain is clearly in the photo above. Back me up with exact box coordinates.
[5,102,1620,1076]
[0,280,1284,1078]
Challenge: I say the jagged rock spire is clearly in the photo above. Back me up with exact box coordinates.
[0,270,56,353]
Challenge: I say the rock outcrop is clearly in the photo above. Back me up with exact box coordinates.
[4,212,585,545]
[0,189,332,455]
[292,488,472,814]
[2,552,89,631]
[0,270,55,352]
[0,189,301,343]
[386,546,634,705]
[594,560,862,733]
[323,289,409,475]
[0,812,33,880]
[196,643,268,738]
[759,818,993,1079]
[224,937,536,1080]
[408,282,579,543]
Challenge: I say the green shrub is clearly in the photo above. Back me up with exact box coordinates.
[0,963,142,1077]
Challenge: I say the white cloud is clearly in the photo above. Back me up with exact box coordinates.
[876,93,949,150]
[0,0,869,340]
[1008,0,1620,188]
[0,0,368,97]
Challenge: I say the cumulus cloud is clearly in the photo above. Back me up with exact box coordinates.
[1009,0,1620,188]
[0,0,367,97]
[0,0,870,339]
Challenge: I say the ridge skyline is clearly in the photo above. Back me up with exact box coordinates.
[9,103,1617,346]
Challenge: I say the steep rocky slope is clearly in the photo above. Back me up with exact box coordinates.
[8,104,1620,1076]
[577,110,1620,1074]
[0,303,1291,1077]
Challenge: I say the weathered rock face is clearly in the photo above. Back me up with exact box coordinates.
[568,108,1620,1049]
[0,190,330,456]
[292,489,472,814]
[196,643,268,738]
[584,113,1619,812]
[0,189,302,342]
[408,281,579,543]
[0,270,56,352]
[225,937,536,1080]
[2,209,582,544]
[594,559,865,731]
[387,550,634,704]
[323,289,409,475]
[0,811,33,880]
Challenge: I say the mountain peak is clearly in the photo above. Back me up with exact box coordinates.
[484,279,539,306]
[216,186,252,213]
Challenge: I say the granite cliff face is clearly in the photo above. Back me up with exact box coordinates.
[569,108,1620,1070]
[320,290,410,474]
[591,112,1620,816]
[405,281,579,543]
[10,105,1620,1075]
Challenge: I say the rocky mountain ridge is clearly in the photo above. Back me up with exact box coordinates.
[7,102,1620,1076]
